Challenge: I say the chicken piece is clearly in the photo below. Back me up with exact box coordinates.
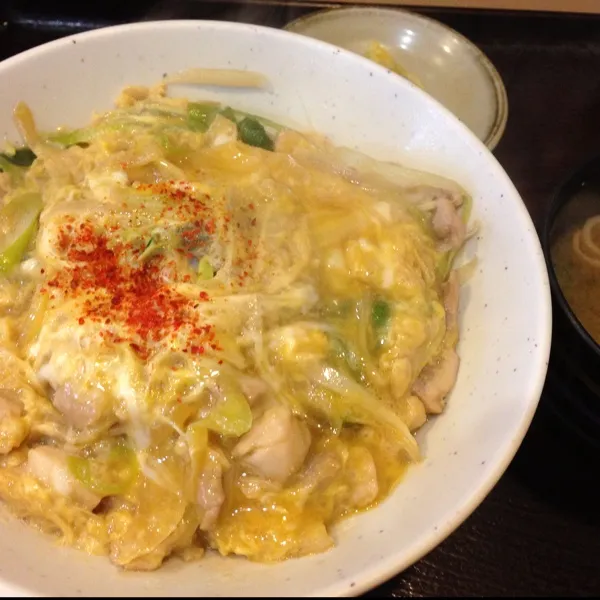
[0,390,28,454]
[197,449,227,531]
[52,383,109,430]
[26,446,102,510]
[296,450,343,495]
[345,447,379,509]
[412,348,460,414]
[432,196,466,251]
[232,405,311,483]
[443,270,460,332]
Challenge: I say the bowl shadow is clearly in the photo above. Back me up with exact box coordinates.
[508,387,599,525]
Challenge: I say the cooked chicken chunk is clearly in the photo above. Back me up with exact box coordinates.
[52,383,108,430]
[26,446,102,510]
[346,447,379,509]
[412,348,460,414]
[197,449,227,531]
[432,196,466,251]
[232,405,311,483]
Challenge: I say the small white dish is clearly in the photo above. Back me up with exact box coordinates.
[285,7,509,150]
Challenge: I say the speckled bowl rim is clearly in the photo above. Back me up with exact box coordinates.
[0,18,549,598]
[284,7,509,151]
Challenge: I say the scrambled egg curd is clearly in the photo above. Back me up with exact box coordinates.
[0,79,472,570]
[363,41,424,89]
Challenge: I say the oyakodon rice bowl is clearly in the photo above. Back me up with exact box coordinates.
[0,20,550,597]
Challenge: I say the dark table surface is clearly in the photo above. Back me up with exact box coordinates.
[1,1,600,597]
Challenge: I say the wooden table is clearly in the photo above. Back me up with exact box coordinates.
[1,1,599,596]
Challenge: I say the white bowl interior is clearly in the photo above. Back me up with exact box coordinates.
[285,8,507,148]
[0,20,550,598]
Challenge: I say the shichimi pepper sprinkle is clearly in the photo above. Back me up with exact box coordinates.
[44,220,220,360]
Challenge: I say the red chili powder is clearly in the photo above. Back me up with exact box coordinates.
[45,220,216,359]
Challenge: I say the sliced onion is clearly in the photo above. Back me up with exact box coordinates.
[163,68,269,89]
[0,192,43,273]
[13,102,41,148]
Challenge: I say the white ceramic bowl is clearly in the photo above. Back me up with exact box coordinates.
[285,7,509,151]
[0,20,550,597]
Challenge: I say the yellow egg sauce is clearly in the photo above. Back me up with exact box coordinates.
[0,78,470,569]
